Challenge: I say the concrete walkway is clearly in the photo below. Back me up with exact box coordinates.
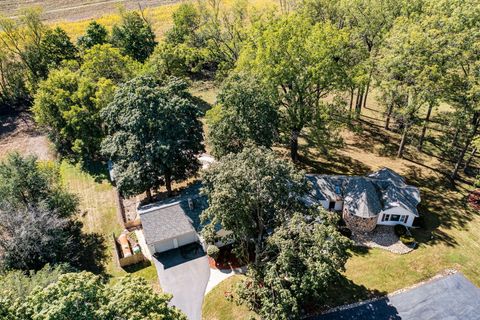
[205,266,246,295]
[154,244,210,320]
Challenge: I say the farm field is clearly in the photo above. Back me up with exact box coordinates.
[1,0,176,22]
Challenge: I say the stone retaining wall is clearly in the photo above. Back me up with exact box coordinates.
[343,209,377,232]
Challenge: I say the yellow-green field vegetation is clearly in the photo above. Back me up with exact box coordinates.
[51,0,277,40]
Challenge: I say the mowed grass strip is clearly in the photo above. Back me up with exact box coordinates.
[59,161,160,289]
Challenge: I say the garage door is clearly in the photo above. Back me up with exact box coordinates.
[154,239,175,253]
[177,232,198,247]
[153,232,199,253]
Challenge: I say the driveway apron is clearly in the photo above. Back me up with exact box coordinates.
[153,244,210,320]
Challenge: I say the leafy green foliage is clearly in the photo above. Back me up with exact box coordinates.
[33,68,116,161]
[0,271,186,320]
[201,145,309,263]
[206,72,278,158]
[237,14,350,161]
[0,154,106,272]
[80,44,140,84]
[236,211,352,319]
[77,21,109,50]
[101,76,204,198]
[111,10,157,62]
[0,153,77,217]
[0,8,48,90]
[40,27,78,70]
[166,3,201,45]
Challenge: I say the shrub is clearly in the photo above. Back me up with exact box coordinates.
[400,235,415,245]
[207,245,220,259]
[394,224,407,236]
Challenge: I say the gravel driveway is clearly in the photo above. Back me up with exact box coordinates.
[153,243,210,320]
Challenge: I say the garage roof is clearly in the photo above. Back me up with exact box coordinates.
[138,184,206,245]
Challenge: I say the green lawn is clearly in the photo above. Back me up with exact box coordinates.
[59,161,160,289]
[203,275,259,320]
[202,89,480,317]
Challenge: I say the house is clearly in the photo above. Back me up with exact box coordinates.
[138,184,207,255]
[307,168,420,232]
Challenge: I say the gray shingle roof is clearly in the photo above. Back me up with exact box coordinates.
[307,168,420,218]
[344,177,383,218]
[138,183,207,245]
[306,175,348,202]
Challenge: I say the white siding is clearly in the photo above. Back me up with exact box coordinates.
[377,207,415,227]
[151,231,199,254]
[177,231,199,247]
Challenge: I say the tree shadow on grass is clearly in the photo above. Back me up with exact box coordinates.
[82,160,110,183]
[401,165,478,248]
[123,260,153,273]
[308,274,387,316]
[298,152,371,176]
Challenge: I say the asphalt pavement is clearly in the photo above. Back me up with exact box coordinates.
[314,273,480,320]
[153,243,210,320]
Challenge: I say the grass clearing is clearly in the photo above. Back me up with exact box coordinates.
[202,275,259,320]
[59,161,160,289]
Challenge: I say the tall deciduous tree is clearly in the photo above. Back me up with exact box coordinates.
[0,154,106,272]
[206,72,278,158]
[237,14,350,162]
[201,145,309,263]
[101,76,204,199]
[40,26,78,70]
[111,10,157,62]
[236,211,352,319]
[377,15,447,158]
[437,0,480,180]
[77,21,109,50]
[0,8,47,90]
[33,68,116,161]
[0,153,77,217]
[80,44,140,84]
[6,272,186,319]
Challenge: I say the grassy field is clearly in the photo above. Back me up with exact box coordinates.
[59,162,160,289]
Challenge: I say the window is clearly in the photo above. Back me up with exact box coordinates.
[390,214,401,222]
[329,201,335,210]
[382,214,390,222]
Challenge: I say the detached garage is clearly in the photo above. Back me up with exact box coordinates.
[138,196,202,255]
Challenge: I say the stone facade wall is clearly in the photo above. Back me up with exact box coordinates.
[343,209,377,232]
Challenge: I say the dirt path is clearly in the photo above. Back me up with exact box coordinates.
[0,112,53,160]
[2,0,178,22]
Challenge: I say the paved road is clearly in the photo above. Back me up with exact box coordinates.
[314,273,480,320]
[153,244,210,320]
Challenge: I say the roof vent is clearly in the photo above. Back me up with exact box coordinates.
[188,198,194,210]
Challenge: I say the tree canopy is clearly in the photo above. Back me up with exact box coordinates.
[0,269,186,320]
[77,21,109,50]
[201,145,310,263]
[101,76,204,199]
[206,72,278,158]
[237,211,352,319]
[237,14,350,161]
[111,10,157,62]
[0,154,106,272]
